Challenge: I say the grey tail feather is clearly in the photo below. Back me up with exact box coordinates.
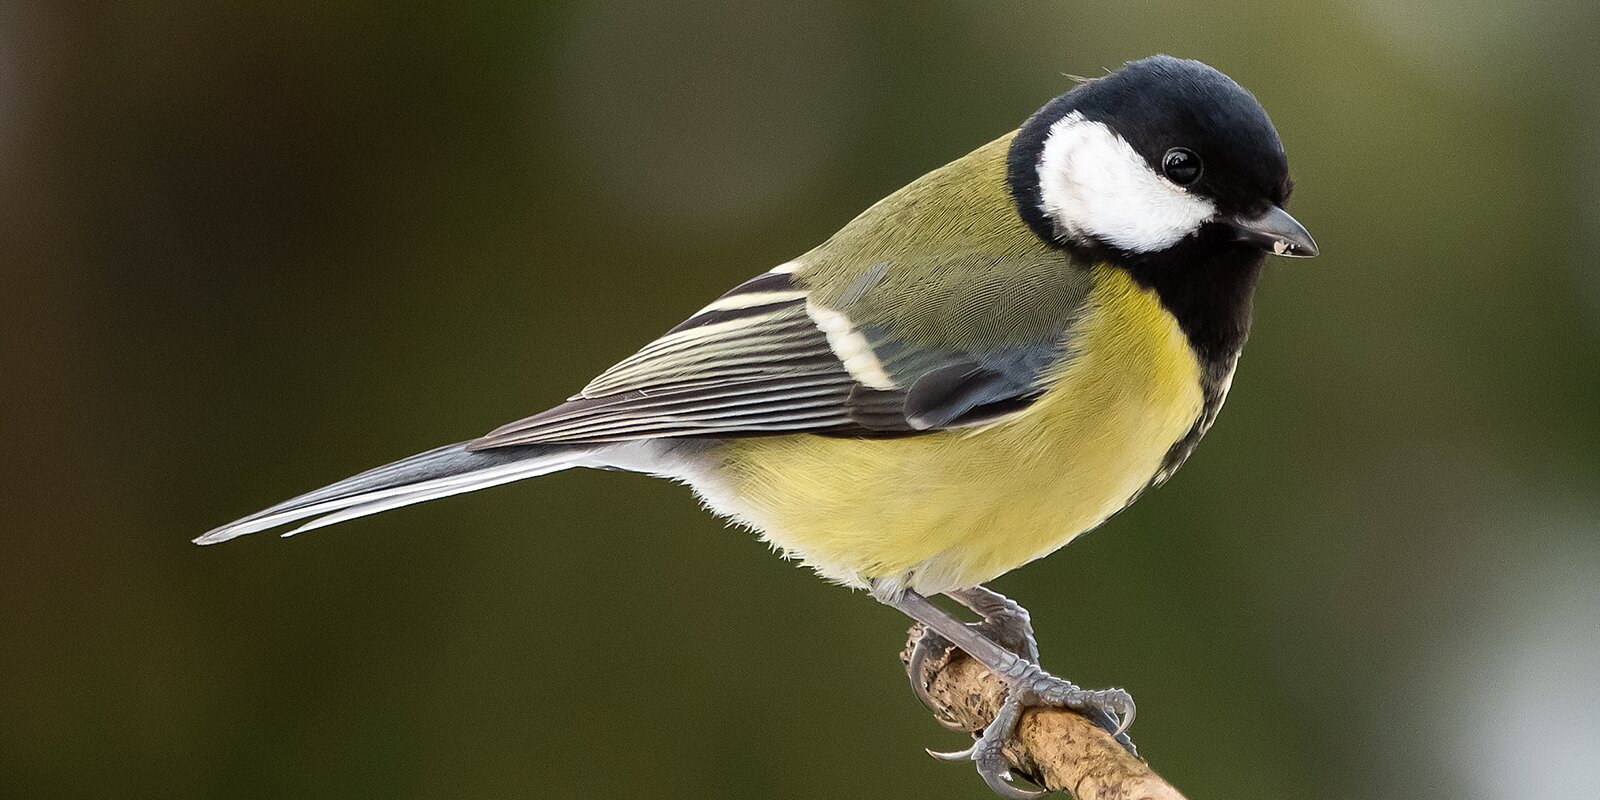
[194,441,600,545]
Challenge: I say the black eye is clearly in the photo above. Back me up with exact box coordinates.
[1162,148,1202,185]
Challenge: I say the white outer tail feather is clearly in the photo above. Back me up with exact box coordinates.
[193,442,607,545]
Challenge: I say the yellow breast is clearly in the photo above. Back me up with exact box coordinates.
[707,266,1205,594]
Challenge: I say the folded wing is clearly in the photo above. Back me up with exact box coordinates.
[469,253,1084,451]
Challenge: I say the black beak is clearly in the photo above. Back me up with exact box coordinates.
[1227,205,1318,258]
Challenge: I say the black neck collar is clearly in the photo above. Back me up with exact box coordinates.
[1111,231,1264,369]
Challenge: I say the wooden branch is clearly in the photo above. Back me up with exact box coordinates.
[901,625,1187,800]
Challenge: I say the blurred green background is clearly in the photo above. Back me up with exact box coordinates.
[4,1,1599,798]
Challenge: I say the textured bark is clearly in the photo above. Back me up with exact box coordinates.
[902,625,1187,800]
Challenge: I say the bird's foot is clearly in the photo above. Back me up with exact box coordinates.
[906,598,1036,730]
[882,584,1136,797]
[929,663,1136,799]
[951,585,1041,662]
[906,625,968,730]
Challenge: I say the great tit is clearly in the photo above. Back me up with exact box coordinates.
[197,54,1315,798]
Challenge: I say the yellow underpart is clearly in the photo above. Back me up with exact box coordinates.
[710,265,1205,593]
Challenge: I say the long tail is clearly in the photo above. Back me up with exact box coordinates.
[194,442,603,545]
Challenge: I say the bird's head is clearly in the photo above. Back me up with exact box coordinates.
[1009,55,1317,262]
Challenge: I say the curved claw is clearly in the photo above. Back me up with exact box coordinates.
[905,638,939,707]
[979,767,1045,800]
[1109,694,1136,739]
[1078,687,1135,739]
[926,745,975,762]
[925,696,1046,797]
[1030,677,1138,744]
[966,697,1047,799]
[907,629,968,731]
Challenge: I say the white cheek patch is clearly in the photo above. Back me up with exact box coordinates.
[1037,112,1216,253]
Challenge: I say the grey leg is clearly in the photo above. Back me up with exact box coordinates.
[878,583,1136,800]
[905,586,1040,729]
[952,586,1132,747]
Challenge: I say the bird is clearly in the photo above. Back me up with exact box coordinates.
[196,54,1316,798]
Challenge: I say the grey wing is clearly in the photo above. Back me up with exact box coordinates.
[467,267,1070,449]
